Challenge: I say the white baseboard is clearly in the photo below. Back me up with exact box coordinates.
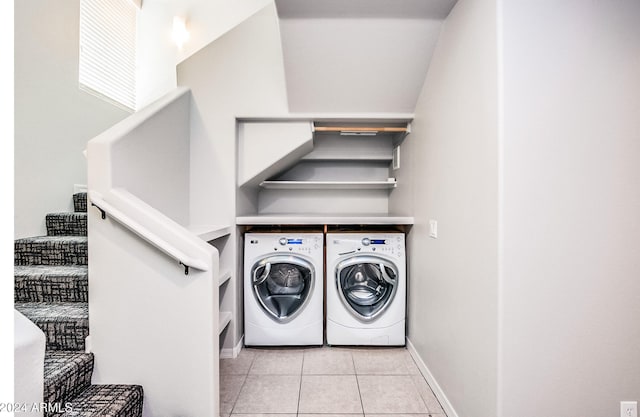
[220,335,243,359]
[406,337,459,417]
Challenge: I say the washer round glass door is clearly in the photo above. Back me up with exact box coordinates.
[336,255,399,321]
[251,255,315,323]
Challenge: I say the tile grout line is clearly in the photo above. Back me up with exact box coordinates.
[352,350,367,416]
[227,372,247,416]
[297,350,305,416]
[228,351,257,416]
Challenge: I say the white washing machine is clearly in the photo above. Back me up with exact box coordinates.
[326,233,406,346]
[243,233,324,346]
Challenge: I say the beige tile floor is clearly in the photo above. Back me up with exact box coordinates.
[220,346,447,417]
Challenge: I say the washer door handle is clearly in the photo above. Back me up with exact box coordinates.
[253,262,271,286]
[380,263,395,285]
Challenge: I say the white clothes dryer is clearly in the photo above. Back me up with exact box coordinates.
[243,233,324,346]
[326,233,406,346]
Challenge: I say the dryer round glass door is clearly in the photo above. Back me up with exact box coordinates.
[336,255,399,321]
[251,255,315,323]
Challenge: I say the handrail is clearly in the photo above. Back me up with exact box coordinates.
[88,191,209,275]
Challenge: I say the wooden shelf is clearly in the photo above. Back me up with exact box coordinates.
[186,224,231,241]
[312,122,410,145]
[219,270,232,287]
[259,179,396,190]
[314,126,407,133]
[218,311,232,335]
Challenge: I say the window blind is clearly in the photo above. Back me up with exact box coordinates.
[79,0,137,111]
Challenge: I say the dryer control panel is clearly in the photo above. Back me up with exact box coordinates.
[248,234,322,254]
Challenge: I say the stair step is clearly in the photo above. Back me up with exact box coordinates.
[52,384,143,417]
[15,236,88,266]
[15,302,89,351]
[73,193,87,213]
[15,266,88,302]
[44,351,94,416]
[46,212,87,236]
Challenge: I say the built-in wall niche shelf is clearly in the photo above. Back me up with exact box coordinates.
[313,126,407,134]
[218,311,232,335]
[218,270,232,286]
[300,122,410,162]
[186,224,231,242]
[312,122,411,145]
[259,178,397,190]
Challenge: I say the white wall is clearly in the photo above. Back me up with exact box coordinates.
[177,3,290,350]
[2,0,15,401]
[174,0,272,64]
[136,1,178,108]
[275,0,458,113]
[136,0,272,108]
[277,17,445,113]
[405,1,499,417]
[499,1,640,416]
[14,0,129,238]
[110,91,191,225]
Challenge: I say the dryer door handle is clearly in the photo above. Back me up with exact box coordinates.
[253,262,271,286]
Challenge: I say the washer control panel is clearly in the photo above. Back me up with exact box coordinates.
[333,234,404,258]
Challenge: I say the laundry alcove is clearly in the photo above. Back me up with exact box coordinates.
[236,118,413,222]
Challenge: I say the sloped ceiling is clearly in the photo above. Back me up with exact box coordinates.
[275,0,458,114]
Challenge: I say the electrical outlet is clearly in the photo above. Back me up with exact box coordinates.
[621,401,638,417]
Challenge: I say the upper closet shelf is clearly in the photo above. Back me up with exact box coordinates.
[259,178,397,190]
[312,122,411,145]
[313,126,407,133]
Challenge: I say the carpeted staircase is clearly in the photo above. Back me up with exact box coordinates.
[15,192,144,417]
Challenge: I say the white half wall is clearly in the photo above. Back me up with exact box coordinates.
[499,1,640,416]
[406,1,499,417]
[88,212,219,417]
[14,0,129,238]
[87,86,220,417]
[14,310,45,417]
